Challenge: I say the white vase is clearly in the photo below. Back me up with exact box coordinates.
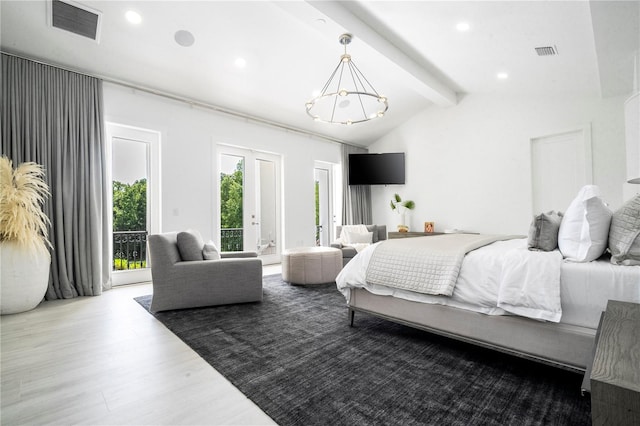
[394,204,409,231]
[1,241,51,315]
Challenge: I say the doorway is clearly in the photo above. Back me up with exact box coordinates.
[530,126,592,214]
[314,162,334,246]
[218,146,281,265]
[107,123,160,285]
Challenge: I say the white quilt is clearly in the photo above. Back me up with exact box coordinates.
[365,234,520,296]
[336,237,565,323]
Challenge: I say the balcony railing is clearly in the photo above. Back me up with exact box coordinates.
[221,228,243,252]
[113,231,148,270]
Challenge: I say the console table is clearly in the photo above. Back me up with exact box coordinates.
[590,300,640,425]
[388,232,444,239]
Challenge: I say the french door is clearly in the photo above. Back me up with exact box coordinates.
[218,146,281,265]
[107,123,160,285]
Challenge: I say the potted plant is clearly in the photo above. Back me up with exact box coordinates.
[0,156,52,314]
[390,193,415,232]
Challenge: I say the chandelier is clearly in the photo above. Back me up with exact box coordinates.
[305,33,388,125]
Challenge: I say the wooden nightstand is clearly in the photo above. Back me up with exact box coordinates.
[590,300,640,425]
[388,231,444,239]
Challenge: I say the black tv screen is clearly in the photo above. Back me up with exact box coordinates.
[348,153,405,185]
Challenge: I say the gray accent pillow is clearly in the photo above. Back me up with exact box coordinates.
[528,211,563,251]
[203,240,221,260]
[177,229,205,261]
[366,225,379,243]
[608,195,640,265]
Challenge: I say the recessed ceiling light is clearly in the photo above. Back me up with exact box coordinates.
[456,22,470,32]
[497,72,509,79]
[125,10,141,25]
[174,30,195,47]
[234,57,247,68]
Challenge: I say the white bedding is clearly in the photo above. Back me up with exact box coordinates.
[497,247,563,322]
[336,238,640,328]
[365,234,518,296]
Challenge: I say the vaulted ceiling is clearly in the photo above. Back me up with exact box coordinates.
[1,1,638,146]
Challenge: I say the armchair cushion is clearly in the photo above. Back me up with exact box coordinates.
[177,229,205,261]
[203,240,221,260]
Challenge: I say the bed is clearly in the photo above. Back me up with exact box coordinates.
[336,234,640,372]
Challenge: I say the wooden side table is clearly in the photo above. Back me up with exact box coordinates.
[388,232,444,239]
[590,300,640,425]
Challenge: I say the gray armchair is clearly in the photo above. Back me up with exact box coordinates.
[331,224,387,266]
[148,231,263,313]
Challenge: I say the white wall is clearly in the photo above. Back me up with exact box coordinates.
[103,83,341,249]
[369,93,627,235]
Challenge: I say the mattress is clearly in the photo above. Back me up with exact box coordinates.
[336,238,640,330]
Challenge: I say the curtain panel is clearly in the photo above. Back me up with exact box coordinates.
[1,53,109,299]
[341,144,372,225]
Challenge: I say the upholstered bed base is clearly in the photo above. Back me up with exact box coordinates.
[348,288,596,372]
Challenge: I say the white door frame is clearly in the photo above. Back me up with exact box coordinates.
[314,161,335,246]
[106,123,161,285]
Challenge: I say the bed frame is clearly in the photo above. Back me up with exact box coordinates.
[348,288,596,372]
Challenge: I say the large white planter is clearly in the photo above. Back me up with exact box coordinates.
[1,241,51,315]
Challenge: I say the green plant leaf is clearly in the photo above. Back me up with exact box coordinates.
[404,200,415,210]
[394,193,402,202]
[390,200,396,210]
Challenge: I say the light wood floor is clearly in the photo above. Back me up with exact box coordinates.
[1,266,282,425]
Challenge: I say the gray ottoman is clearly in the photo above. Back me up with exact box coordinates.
[282,247,342,284]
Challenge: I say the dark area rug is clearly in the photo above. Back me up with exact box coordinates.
[135,274,591,426]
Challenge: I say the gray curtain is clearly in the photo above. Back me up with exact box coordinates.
[1,53,110,299]
[341,144,372,225]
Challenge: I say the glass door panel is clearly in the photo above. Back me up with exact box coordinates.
[314,166,332,246]
[220,154,245,251]
[256,158,278,262]
[108,122,160,286]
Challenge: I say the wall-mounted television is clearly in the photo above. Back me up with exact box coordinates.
[348,152,405,185]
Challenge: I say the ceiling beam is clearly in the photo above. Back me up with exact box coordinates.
[306,0,458,107]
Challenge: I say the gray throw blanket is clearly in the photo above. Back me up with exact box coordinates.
[365,234,520,296]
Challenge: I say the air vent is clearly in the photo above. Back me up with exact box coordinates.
[535,46,558,56]
[51,0,101,41]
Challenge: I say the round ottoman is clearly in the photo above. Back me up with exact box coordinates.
[282,246,342,285]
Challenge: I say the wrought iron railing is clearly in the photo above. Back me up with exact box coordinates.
[113,231,148,270]
[221,228,243,252]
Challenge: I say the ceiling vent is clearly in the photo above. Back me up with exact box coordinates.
[50,0,102,42]
[535,46,558,56]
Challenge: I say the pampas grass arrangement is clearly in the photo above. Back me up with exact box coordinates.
[0,156,51,252]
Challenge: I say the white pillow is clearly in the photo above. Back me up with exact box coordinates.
[558,185,612,262]
[342,229,373,244]
[202,240,221,260]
